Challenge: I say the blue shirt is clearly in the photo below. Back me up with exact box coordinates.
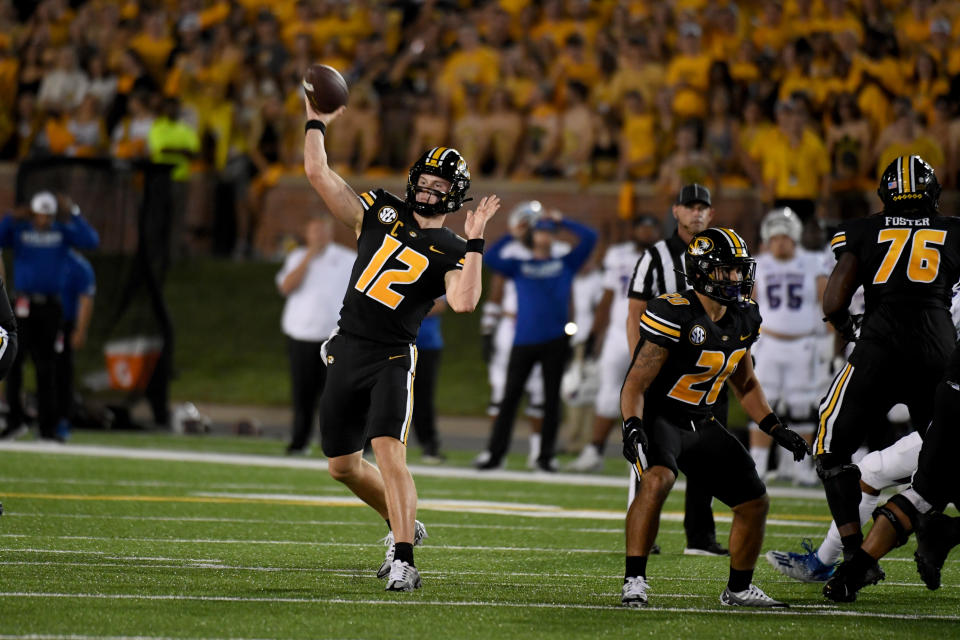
[484,219,597,345]
[0,213,100,295]
[60,251,96,323]
[416,314,443,350]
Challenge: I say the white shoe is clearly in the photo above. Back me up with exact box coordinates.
[377,520,427,579]
[621,576,649,607]
[527,434,541,469]
[567,445,603,472]
[720,583,787,607]
[385,559,421,591]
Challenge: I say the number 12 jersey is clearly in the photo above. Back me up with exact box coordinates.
[338,189,467,345]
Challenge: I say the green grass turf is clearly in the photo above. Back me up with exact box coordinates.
[1,435,957,639]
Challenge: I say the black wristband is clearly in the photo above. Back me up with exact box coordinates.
[465,238,484,254]
[758,413,780,435]
[305,119,327,135]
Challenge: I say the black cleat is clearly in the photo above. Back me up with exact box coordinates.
[822,557,885,603]
[914,511,957,591]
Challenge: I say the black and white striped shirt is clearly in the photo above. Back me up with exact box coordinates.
[627,234,689,301]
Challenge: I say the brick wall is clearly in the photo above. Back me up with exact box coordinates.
[1,163,955,259]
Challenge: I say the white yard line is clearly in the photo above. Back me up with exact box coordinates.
[0,513,830,538]
[0,442,829,498]
[0,560,952,588]
[0,591,957,621]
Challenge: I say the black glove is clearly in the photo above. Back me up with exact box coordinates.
[770,423,811,462]
[481,333,494,364]
[827,311,862,344]
[621,416,648,464]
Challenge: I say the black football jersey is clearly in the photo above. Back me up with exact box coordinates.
[831,213,960,312]
[638,291,761,423]
[337,189,466,345]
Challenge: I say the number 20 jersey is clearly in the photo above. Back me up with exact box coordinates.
[337,189,467,345]
[638,290,761,424]
[830,212,960,353]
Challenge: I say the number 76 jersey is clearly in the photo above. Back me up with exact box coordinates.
[830,213,960,320]
[337,189,467,345]
[638,290,762,424]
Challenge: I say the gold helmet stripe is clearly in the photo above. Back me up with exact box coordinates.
[902,155,912,194]
[720,228,748,257]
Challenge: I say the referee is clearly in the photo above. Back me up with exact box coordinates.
[0,191,99,441]
[625,183,727,556]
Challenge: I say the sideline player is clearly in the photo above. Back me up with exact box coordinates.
[626,184,725,555]
[303,98,500,591]
[569,214,660,471]
[815,156,960,569]
[620,228,809,607]
[475,201,569,469]
[749,207,830,485]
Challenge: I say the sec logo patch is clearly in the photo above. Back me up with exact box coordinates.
[689,325,706,345]
[378,206,398,224]
[326,355,335,365]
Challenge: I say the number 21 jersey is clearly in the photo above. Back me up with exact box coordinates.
[638,291,762,424]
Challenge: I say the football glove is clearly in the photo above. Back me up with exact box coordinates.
[770,423,811,462]
[621,416,647,464]
[826,311,862,344]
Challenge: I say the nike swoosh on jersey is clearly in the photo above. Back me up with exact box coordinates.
[428,245,444,254]
[740,333,752,341]
[389,354,406,360]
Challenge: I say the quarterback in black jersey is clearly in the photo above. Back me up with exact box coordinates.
[816,155,960,576]
[303,98,500,592]
[619,227,809,608]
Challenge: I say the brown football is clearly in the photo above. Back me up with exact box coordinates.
[303,64,349,114]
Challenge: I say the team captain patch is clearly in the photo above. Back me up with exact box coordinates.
[378,206,398,224]
[689,325,706,345]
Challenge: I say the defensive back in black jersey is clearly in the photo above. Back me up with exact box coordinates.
[338,189,467,345]
[638,290,762,424]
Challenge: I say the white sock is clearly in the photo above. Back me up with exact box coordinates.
[529,433,541,460]
[817,491,881,566]
[750,444,770,475]
[818,522,844,566]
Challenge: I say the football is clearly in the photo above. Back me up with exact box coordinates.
[303,64,349,114]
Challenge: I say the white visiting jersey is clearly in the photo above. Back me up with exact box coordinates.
[602,242,643,331]
[754,249,831,335]
[499,240,571,315]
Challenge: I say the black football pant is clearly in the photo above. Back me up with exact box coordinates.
[287,337,327,451]
[412,347,441,455]
[7,298,61,439]
[486,336,569,466]
[680,392,728,547]
[55,320,75,422]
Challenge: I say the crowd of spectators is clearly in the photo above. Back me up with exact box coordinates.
[1,0,960,238]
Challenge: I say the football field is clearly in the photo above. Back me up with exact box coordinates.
[0,434,957,639]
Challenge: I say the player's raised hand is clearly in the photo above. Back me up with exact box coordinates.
[304,94,346,124]
[464,195,501,240]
